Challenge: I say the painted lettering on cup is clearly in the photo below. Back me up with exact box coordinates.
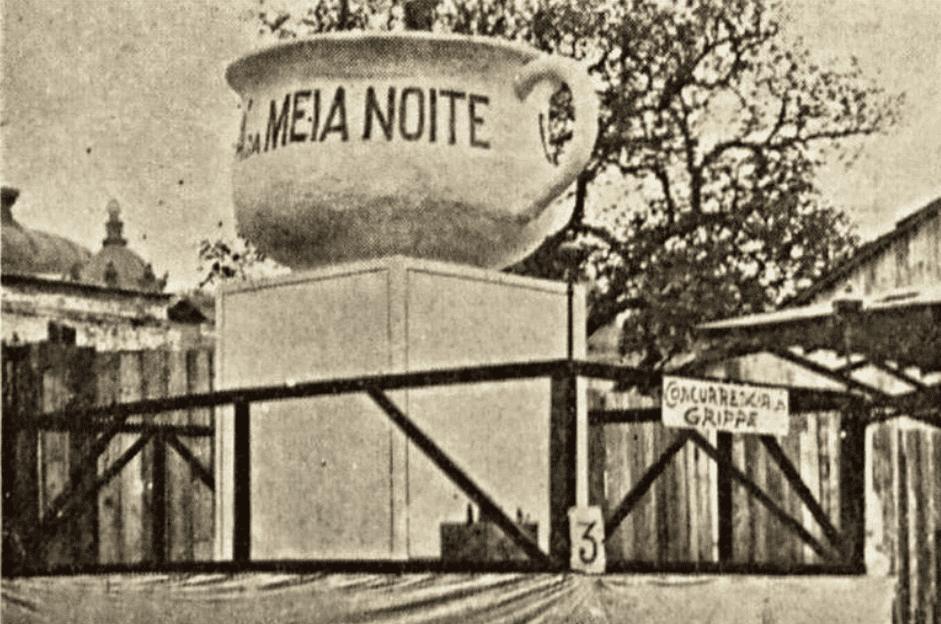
[399,87,424,141]
[237,85,491,160]
[319,87,349,142]
[363,87,394,141]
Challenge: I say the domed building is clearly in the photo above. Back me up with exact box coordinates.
[2,187,208,350]
[78,199,167,292]
[2,187,92,280]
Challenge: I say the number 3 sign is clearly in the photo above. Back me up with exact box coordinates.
[567,506,606,573]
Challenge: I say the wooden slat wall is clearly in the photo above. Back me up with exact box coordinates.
[868,420,941,624]
[96,351,124,564]
[596,392,940,619]
[188,349,215,560]
[597,393,854,568]
[3,340,938,621]
[2,342,214,567]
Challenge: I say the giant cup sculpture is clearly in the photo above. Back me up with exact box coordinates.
[226,31,599,269]
[216,32,598,563]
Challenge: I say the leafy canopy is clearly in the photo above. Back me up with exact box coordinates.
[244,0,901,368]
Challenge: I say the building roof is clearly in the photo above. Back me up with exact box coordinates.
[698,286,941,372]
[1,188,93,278]
[77,199,166,292]
[0,188,167,293]
[790,197,941,306]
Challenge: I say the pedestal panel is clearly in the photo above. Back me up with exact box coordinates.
[215,256,584,560]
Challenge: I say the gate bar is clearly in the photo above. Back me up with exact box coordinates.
[367,388,554,569]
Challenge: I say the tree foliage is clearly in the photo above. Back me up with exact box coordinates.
[249,0,901,369]
[197,236,288,290]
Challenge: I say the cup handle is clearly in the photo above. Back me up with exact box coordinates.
[513,55,599,221]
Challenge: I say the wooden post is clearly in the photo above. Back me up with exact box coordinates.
[233,400,251,564]
[549,371,577,565]
[119,351,145,563]
[933,429,941,624]
[95,352,123,565]
[1,346,40,573]
[897,431,911,624]
[166,350,192,562]
[151,431,167,565]
[141,350,168,565]
[839,408,867,571]
[68,346,99,567]
[188,349,214,561]
[716,431,733,563]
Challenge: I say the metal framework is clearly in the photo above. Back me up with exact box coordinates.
[695,291,941,430]
[3,356,874,578]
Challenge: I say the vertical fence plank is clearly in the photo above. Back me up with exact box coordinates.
[653,424,682,563]
[119,351,145,564]
[716,431,733,563]
[800,413,822,564]
[188,349,214,560]
[840,412,867,570]
[870,422,896,575]
[142,350,169,564]
[667,432,690,563]
[64,345,98,567]
[782,418,805,565]
[730,434,750,563]
[38,344,71,568]
[822,412,841,530]
[603,423,629,562]
[910,428,931,624]
[925,429,941,624]
[654,425,669,563]
[633,423,657,562]
[746,436,768,563]
[588,424,607,511]
[684,433,700,563]
[166,350,194,562]
[700,430,718,562]
[898,429,911,624]
[1,346,40,572]
[96,352,123,564]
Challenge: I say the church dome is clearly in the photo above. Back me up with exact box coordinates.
[78,199,166,292]
[2,187,93,278]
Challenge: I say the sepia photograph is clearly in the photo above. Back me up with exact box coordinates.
[2,0,939,621]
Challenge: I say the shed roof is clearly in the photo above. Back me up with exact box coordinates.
[790,197,941,305]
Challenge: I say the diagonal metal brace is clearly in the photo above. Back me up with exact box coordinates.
[604,430,692,537]
[23,432,154,558]
[366,387,554,569]
[687,430,842,564]
[165,434,215,491]
[768,348,891,402]
[759,435,851,560]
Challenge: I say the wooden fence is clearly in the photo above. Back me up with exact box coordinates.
[3,342,939,620]
[871,420,941,624]
[2,342,214,569]
[592,390,849,567]
[591,389,940,622]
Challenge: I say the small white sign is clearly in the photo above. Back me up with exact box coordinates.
[568,506,606,574]
[662,376,789,436]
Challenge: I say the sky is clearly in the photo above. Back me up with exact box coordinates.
[2,0,939,292]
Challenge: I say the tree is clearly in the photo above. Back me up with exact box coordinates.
[250,0,901,369]
[197,235,289,291]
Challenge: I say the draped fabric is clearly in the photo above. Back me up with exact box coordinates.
[2,572,894,624]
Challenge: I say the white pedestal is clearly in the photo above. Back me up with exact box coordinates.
[214,256,585,560]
